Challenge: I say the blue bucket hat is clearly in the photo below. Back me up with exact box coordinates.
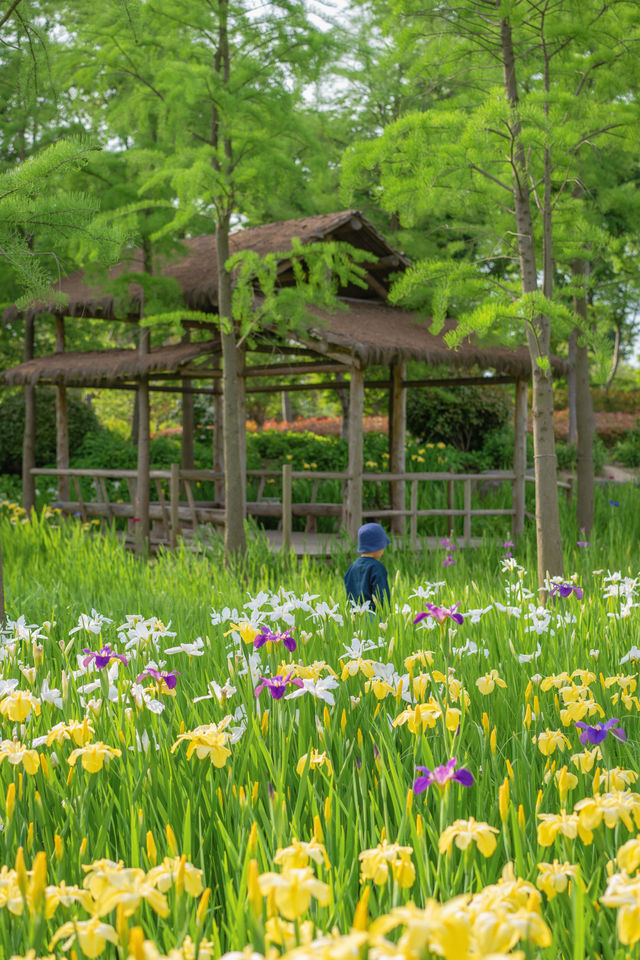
[357,522,391,553]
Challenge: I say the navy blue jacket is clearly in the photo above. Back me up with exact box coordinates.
[344,556,390,608]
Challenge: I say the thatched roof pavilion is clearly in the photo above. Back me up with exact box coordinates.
[1,209,563,547]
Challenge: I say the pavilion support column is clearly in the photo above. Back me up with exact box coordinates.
[22,316,36,515]
[389,361,406,536]
[213,353,224,504]
[513,378,528,539]
[55,316,70,502]
[180,332,194,471]
[345,366,364,541]
[135,326,151,555]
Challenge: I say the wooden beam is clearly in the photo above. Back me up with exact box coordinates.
[389,362,406,535]
[55,316,70,501]
[22,316,36,514]
[513,378,528,538]
[345,367,364,540]
[363,271,389,301]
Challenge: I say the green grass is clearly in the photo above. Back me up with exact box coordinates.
[0,486,639,959]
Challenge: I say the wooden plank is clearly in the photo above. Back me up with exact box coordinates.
[512,378,528,537]
[282,464,292,551]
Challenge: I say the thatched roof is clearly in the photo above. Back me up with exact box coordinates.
[295,301,569,377]
[3,210,409,323]
[2,339,218,387]
[1,300,568,385]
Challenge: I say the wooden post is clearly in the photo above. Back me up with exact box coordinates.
[513,378,528,538]
[282,463,292,552]
[213,354,224,504]
[170,462,179,549]
[181,332,195,471]
[463,479,472,545]
[22,316,36,515]
[389,362,406,535]
[55,316,70,502]
[135,326,151,555]
[447,469,455,538]
[410,478,418,549]
[345,367,364,541]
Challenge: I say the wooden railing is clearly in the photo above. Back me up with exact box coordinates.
[31,464,530,550]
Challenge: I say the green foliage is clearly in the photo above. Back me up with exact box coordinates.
[611,430,640,468]
[406,384,512,451]
[0,389,100,474]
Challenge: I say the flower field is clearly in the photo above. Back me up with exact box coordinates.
[2,500,640,959]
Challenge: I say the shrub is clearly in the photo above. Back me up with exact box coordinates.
[406,385,512,451]
[611,430,640,468]
[0,389,101,474]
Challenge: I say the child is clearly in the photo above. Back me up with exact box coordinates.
[344,522,391,612]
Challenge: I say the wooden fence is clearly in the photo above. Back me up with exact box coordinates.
[29,463,553,550]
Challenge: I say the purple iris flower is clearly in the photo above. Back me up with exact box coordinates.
[413,758,474,793]
[137,667,180,689]
[442,554,456,567]
[441,538,456,552]
[609,500,620,507]
[82,646,128,670]
[254,628,296,652]
[254,672,303,700]
[577,541,589,548]
[414,603,464,626]
[575,718,626,746]
[550,582,584,599]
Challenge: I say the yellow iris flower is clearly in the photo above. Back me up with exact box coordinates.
[257,866,330,920]
[438,817,499,858]
[67,742,122,774]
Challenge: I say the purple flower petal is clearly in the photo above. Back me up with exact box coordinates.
[453,768,474,786]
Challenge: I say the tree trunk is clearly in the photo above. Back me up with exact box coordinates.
[217,213,246,557]
[135,325,151,556]
[131,391,139,445]
[22,316,36,515]
[181,334,195,471]
[0,536,5,627]
[345,367,364,541]
[500,14,563,588]
[567,331,578,447]
[55,316,70,502]
[281,390,292,423]
[213,354,224,503]
[389,362,406,535]
[573,259,595,533]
